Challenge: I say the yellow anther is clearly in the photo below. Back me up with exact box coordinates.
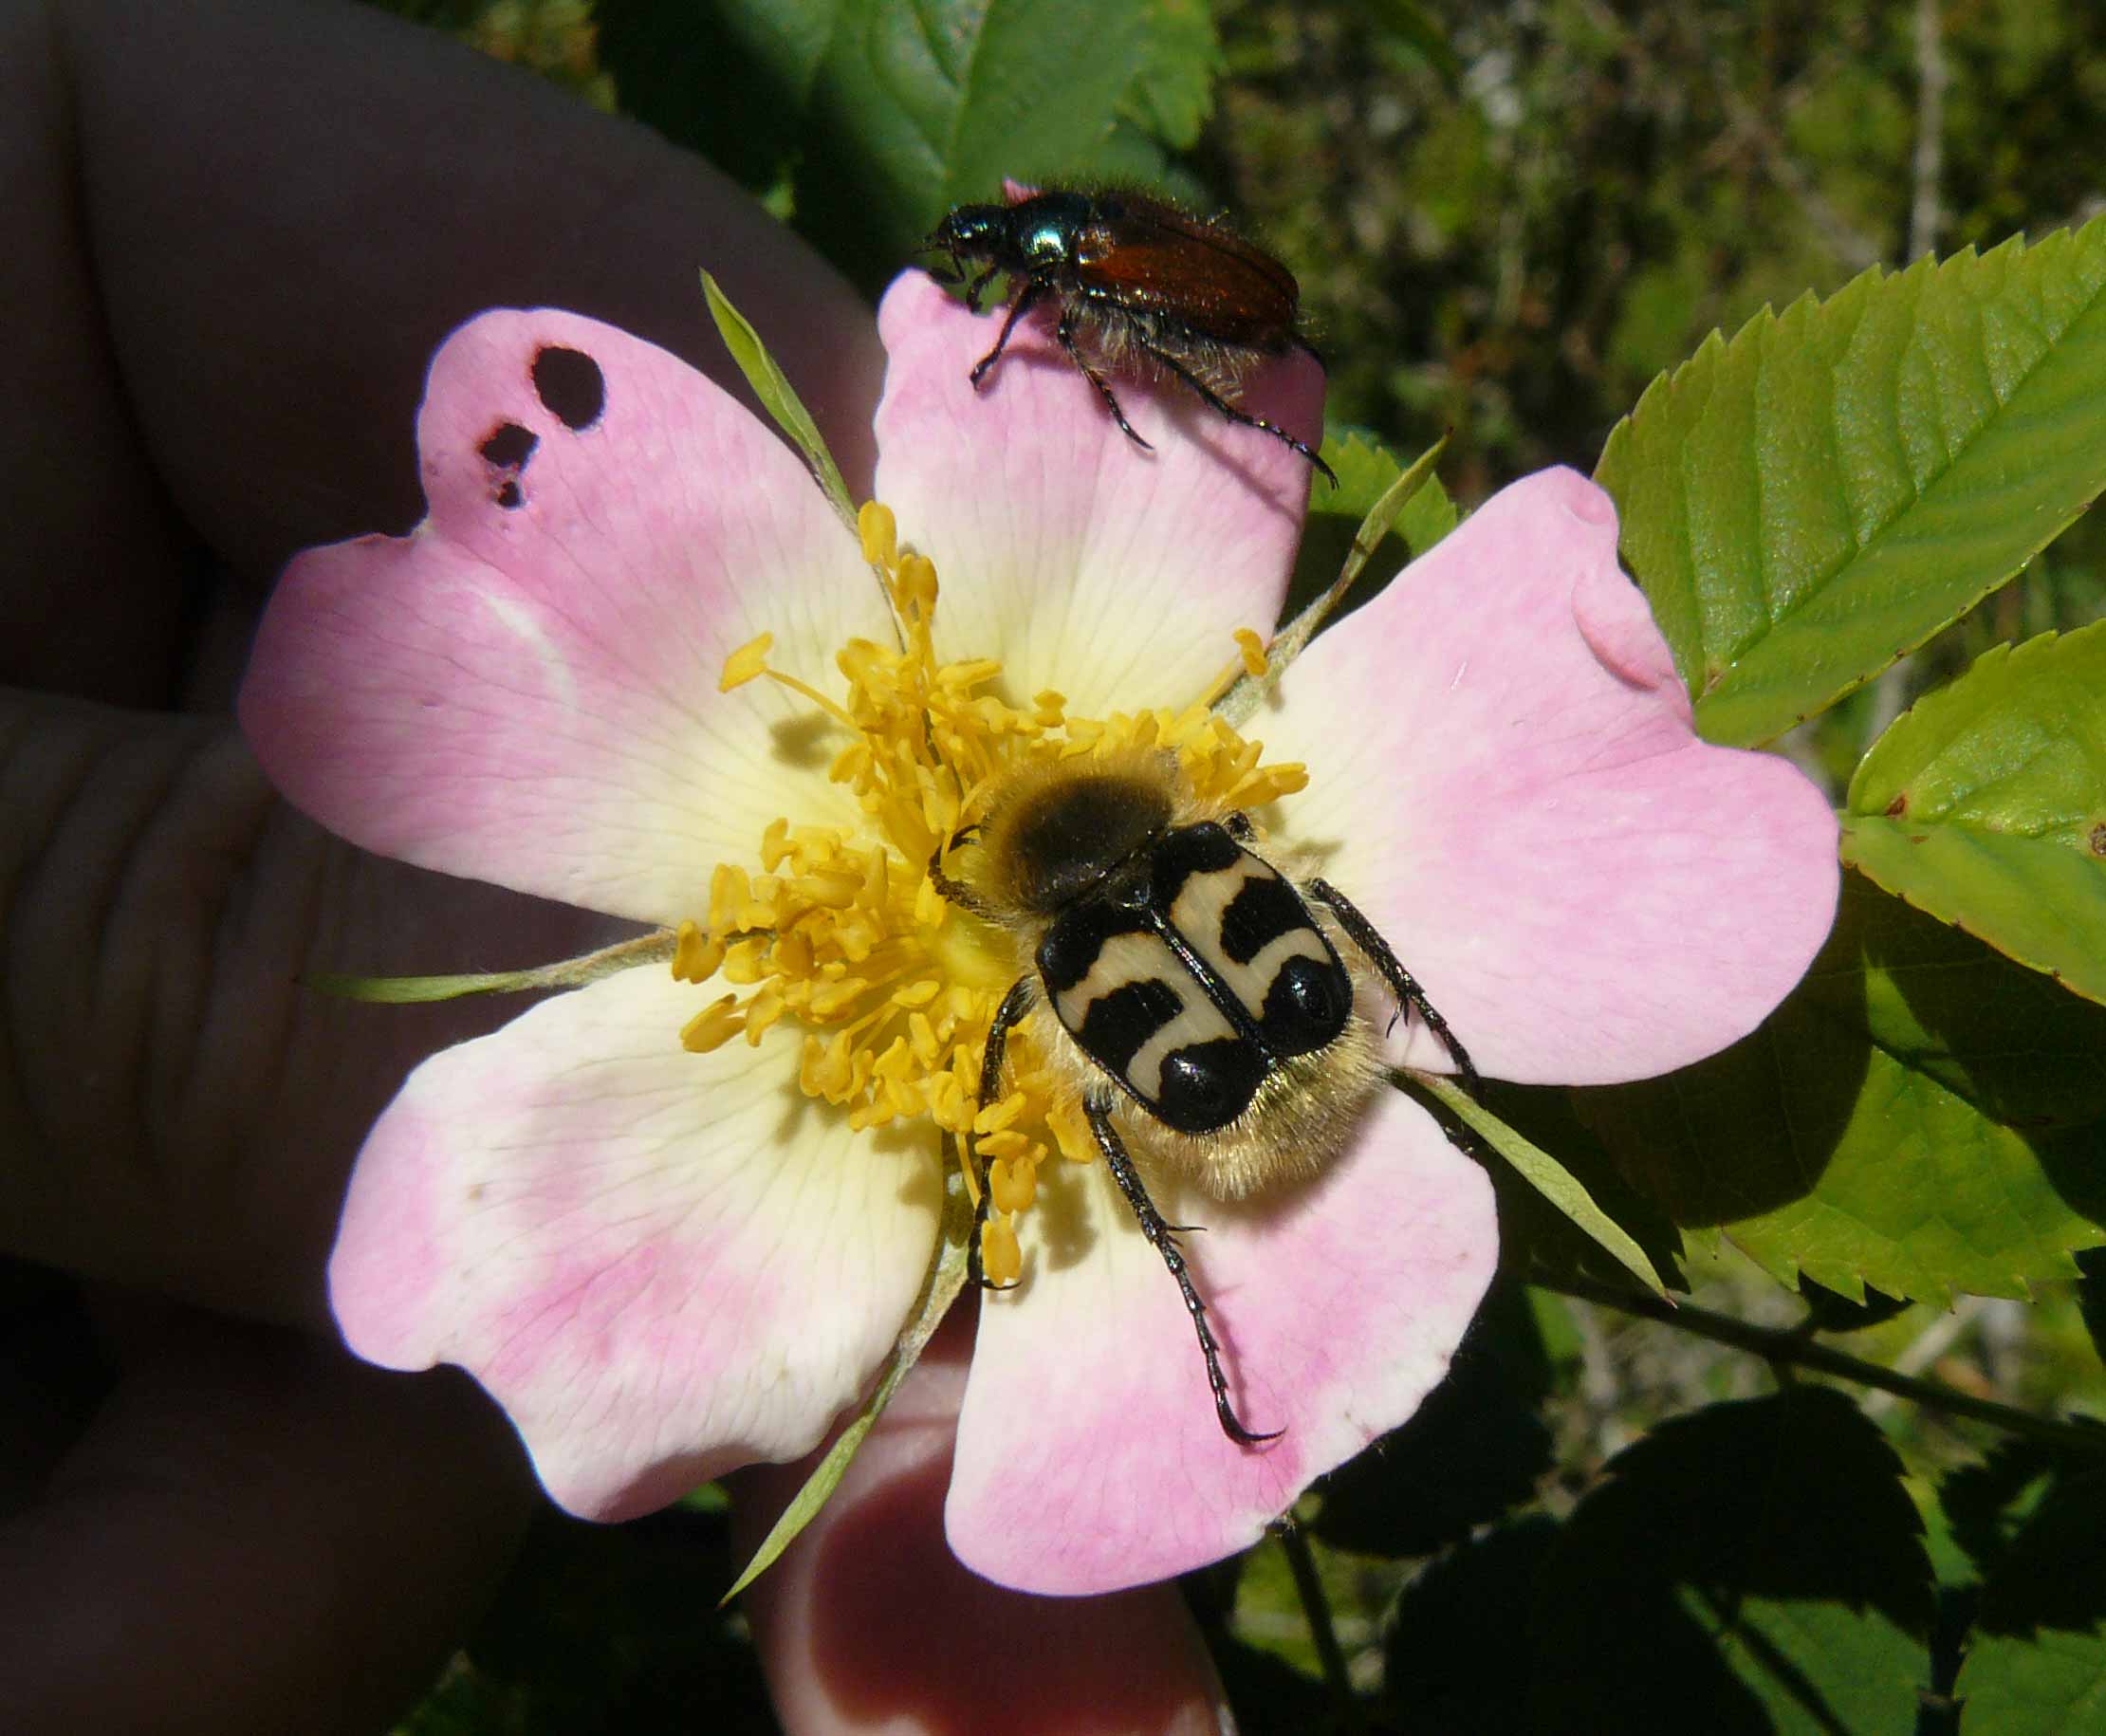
[859,499,898,567]
[794,869,864,909]
[722,936,771,984]
[709,862,752,933]
[896,553,939,617]
[981,1213,1022,1288]
[1046,1101,1097,1164]
[834,914,880,963]
[807,977,868,1019]
[1234,627,1269,676]
[719,633,774,691]
[736,896,782,933]
[892,978,940,1010]
[975,1092,1027,1136]
[680,994,743,1053]
[978,1130,1030,1161]
[989,1155,1038,1214]
[759,816,794,872]
[744,982,785,1043]
[671,921,726,985]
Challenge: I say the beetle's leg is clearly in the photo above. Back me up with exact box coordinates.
[927,826,997,920]
[970,285,1044,388]
[968,977,1038,1292]
[1308,877,1480,1097]
[1132,339,1339,489]
[1083,1092,1281,1448]
[1054,311,1155,453]
[964,262,1002,313]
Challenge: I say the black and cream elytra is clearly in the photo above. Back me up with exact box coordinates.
[932,748,1477,1445]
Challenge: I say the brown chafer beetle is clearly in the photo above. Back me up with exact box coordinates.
[925,186,1338,487]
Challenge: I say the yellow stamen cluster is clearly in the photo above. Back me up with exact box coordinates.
[681,500,1309,1285]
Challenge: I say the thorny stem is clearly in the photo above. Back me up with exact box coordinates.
[1271,1517,1367,1735]
[1551,1275,2106,1456]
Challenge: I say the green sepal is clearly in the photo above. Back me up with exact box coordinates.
[719,1160,972,1604]
[304,932,676,1002]
[700,268,857,530]
[1411,1072,1672,1301]
[1216,435,1448,729]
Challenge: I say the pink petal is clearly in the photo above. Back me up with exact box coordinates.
[240,309,885,926]
[1260,468,1839,1085]
[329,966,942,1520]
[873,271,1320,719]
[946,1088,1497,1595]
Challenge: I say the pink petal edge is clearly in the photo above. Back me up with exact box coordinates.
[1260,467,1840,1085]
[329,966,942,1520]
[946,1086,1498,1595]
[240,308,885,926]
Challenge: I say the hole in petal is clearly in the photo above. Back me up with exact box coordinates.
[479,420,539,468]
[479,420,538,511]
[531,345,605,431]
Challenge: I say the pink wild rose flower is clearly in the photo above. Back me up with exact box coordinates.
[236,269,1839,1596]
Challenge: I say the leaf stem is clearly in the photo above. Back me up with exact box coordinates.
[1271,1518,1366,1734]
[1547,1275,2106,1455]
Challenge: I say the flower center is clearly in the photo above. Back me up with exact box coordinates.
[678,500,1307,1284]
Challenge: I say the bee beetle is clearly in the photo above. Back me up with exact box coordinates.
[924,186,1338,487]
[932,750,1475,1445]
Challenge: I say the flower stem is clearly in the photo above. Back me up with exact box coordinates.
[1272,1518,1367,1734]
[1547,1275,2106,1455]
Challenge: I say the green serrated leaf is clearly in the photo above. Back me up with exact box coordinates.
[719,1173,970,1602]
[1842,620,2106,1005]
[1308,429,1458,551]
[1581,873,2106,1306]
[1119,0,1223,149]
[1529,1390,1935,1735]
[700,270,856,528]
[1413,1074,1672,1300]
[1596,215,2106,748]
[789,0,1174,291]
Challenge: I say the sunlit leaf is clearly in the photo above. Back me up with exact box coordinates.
[1844,620,2106,1005]
[1597,215,2106,747]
